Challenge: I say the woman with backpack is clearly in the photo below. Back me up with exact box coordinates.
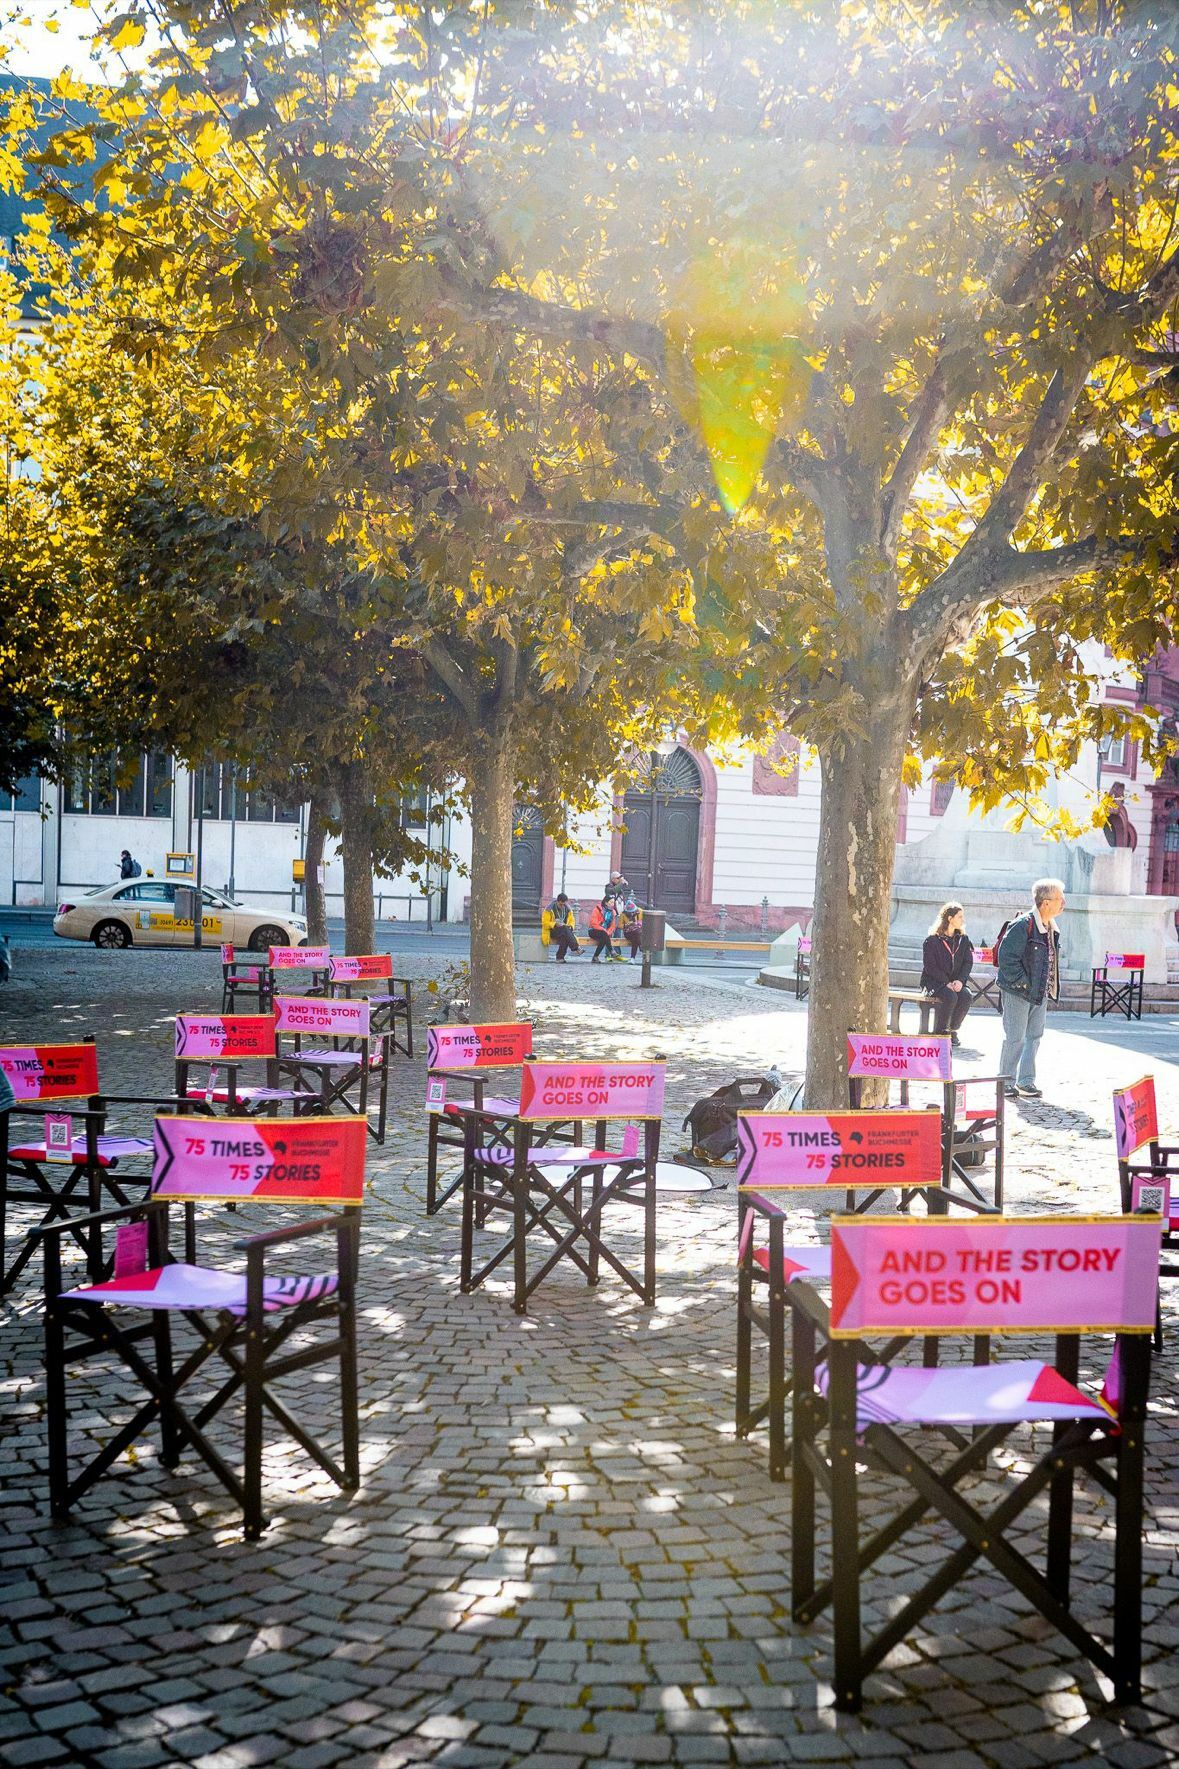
[921,902,974,1046]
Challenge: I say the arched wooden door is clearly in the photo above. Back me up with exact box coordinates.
[621,749,702,916]
[511,805,545,924]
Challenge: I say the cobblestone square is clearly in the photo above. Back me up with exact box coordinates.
[2,948,1177,1767]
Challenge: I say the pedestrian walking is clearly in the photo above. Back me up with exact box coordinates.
[541,893,581,962]
[997,878,1065,1099]
[588,898,621,963]
[119,849,141,879]
[921,902,974,1046]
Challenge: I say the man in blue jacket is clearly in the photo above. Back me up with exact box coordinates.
[997,878,1065,1099]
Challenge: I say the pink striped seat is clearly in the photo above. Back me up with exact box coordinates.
[752,1244,833,1284]
[816,1359,1111,1431]
[10,1135,152,1167]
[61,1262,339,1315]
[476,1144,616,1167]
[184,1086,304,1105]
[443,1094,518,1117]
[283,1047,369,1066]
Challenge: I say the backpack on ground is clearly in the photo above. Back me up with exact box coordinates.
[682,1069,783,1165]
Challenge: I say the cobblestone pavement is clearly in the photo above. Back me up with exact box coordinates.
[2,946,1178,1769]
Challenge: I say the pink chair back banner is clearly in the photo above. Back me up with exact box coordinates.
[972,945,996,965]
[152,1115,365,1204]
[829,1214,1161,1339]
[797,936,812,956]
[274,995,371,1038]
[175,1014,277,1060]
[268,945,330,969]
[220,943,234,963]
[0,1042,100,1101]
[328,954,394,982]
[737,1110,943,1189]
[1113,1075,1158,1160]
[847,1032,951,1082]
[1130,1170,1177,1227]
[517,1061,665,1121]
[426,1022,533,1069]
[1105,952,1145,970]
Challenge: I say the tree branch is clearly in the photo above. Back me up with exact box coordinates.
[444,282,668,376]
[421,637,480,723]
[879,342,971,556]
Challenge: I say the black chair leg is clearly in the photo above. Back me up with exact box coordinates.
[828,1340,863,1713]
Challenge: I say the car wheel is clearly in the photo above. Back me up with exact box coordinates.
[93,920,132,950]
[249,925,287,952]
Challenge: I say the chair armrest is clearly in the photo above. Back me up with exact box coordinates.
[741,1190,790,1219]
[93,1092,191,1108]
[782,1277,832,1335]
[27,1196,164,1242]
[234,1215,343,1252]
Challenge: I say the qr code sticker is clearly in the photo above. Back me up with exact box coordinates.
[1137,1185,1165,1215]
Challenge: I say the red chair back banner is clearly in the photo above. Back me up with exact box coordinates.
[737,1110,942,1189]
[829,1214,1161,1339]
[1113,1076,1158,1160]
[152,1115,365,1204]
[328,954,393,982]
[517,1061,666,1121]
[426,1022,533,1069]
[268,944,331,969]
[174,1015,277,1060]
[274,995,371,1038]
[1106,952,1145,969]
[0,1042,100,1101]
[847,1032,951,1082]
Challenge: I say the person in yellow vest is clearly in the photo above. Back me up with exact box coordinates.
[541,893,580,962]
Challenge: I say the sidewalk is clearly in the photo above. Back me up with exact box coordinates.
[1,948,1177,1769]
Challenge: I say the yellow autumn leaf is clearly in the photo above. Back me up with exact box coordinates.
[109,17,146,52]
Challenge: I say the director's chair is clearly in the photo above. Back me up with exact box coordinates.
[324,956,414,1058]
[175,1013,307,1118]
[273,997,391,1144]
[735,1108,949,1479]
[847,1033,1006,1214]
[459,1061,666,1314]
[787,1214,1159,1712]
[33,1113,366,1541]
[1113,1075,1178,1341]
[1091,957,1145,1022]
[1,1039,183,1293]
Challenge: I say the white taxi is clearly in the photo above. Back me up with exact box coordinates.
[53,882,309,951]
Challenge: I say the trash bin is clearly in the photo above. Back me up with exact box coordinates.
[640,910,667,954]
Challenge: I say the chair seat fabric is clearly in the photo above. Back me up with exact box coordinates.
[185,1085,303,1104]
[10,1135,152,1167]
[366,994,408,1007]
[816,1358,1111,1430]
[281,1048,367,1066]
[476,1144,619,1168]
[443,1095,518,1117]
[752,1244,833,1284]
[61,1262,339,1315]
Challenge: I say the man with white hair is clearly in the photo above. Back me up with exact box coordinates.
[997,878,1065,1099]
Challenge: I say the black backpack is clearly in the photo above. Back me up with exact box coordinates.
[130,859,142,877]
[683,1072,782,1165]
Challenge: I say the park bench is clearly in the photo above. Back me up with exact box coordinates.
[886,987,937,1035]
[424,1020,533,1214]
[846,1032,1007,1214]
[459,1060,665,1314]
[734,1103,948,1479]
[324,953,414,1058]
[1112,1074,1178,1340]
[1091,952,1146,1022]
[273,995,391,1144]
[33,1112,366,1541]
[1,1038,184,1293]
[785,1212,1160,1710]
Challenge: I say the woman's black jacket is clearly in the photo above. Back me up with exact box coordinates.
[921,931,973,993]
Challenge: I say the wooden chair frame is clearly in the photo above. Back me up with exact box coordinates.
[328,975,414,1058]
[275,1027,391,1144]
[459,1108,660,1313]
[848,1072,1007,1215]
[787,1274,1152,1712]
[33,1183,361,1541]
[220,957,273,1014]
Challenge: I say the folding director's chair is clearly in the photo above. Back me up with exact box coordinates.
[273,996,390,1144]
[324,955,414,1058]
[970,945,1002,1014]
[33,1113,366,1541]
[1113,1075,1178,1336]
[1,1039,181,1294]
[219,945,273,1014]
[460,1060,666,1314]
[423,1021,534,1214]
[1092,953,1146,1022]
[735,1106,947,1479]
[787,1213,1160,1712]
[847,1031,1006,1213]
[174,1012,306,1117]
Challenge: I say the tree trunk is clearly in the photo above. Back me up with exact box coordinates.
[304,791,328,947]
[338,761,375,955]
[467,733,518,1024]
[805,686,914,1108]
